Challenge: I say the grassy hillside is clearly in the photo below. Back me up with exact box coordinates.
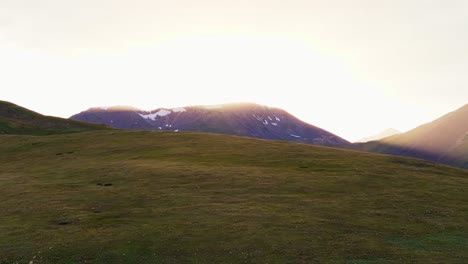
[0,130,467,263]
[0,101,109,135]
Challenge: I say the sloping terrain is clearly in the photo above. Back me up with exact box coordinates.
[356,128,401,143]
[0,101,109,135]
[351,104,468,169]
[0,130,467,263]
[70,103,348,146]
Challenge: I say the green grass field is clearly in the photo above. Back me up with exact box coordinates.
[0,130,467,263]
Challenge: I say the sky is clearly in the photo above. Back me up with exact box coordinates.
[1,0,467,142]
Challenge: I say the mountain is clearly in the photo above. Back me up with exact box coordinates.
[70,103,349,146]
[355,128,401,143]
[0,100,109,135]
[1,130,467,263]
[351,104,468,169]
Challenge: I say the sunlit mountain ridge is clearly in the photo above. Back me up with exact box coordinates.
[356,128,401,143]
[350,104,468,169]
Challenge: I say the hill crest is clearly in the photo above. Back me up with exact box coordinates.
[0,100,109,135]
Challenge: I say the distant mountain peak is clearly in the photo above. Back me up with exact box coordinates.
[356,128,401,143]
[71,103,349,146]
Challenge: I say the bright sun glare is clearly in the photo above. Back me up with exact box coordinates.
[2,35,414,141]
[1,1,467,142]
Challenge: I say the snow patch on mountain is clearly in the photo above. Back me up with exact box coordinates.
[252,114,282,126]
[252,115,262,121]
[156,109,172,117]
[139,109,172,120]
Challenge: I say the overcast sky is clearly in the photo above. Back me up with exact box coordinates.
[1,0,467,141]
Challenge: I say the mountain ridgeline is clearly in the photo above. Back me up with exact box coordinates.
[3,100,467,169]
[70,103,349,146]
[355,128,401,143]
[350,103,468,169]
[0,100,109,135]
